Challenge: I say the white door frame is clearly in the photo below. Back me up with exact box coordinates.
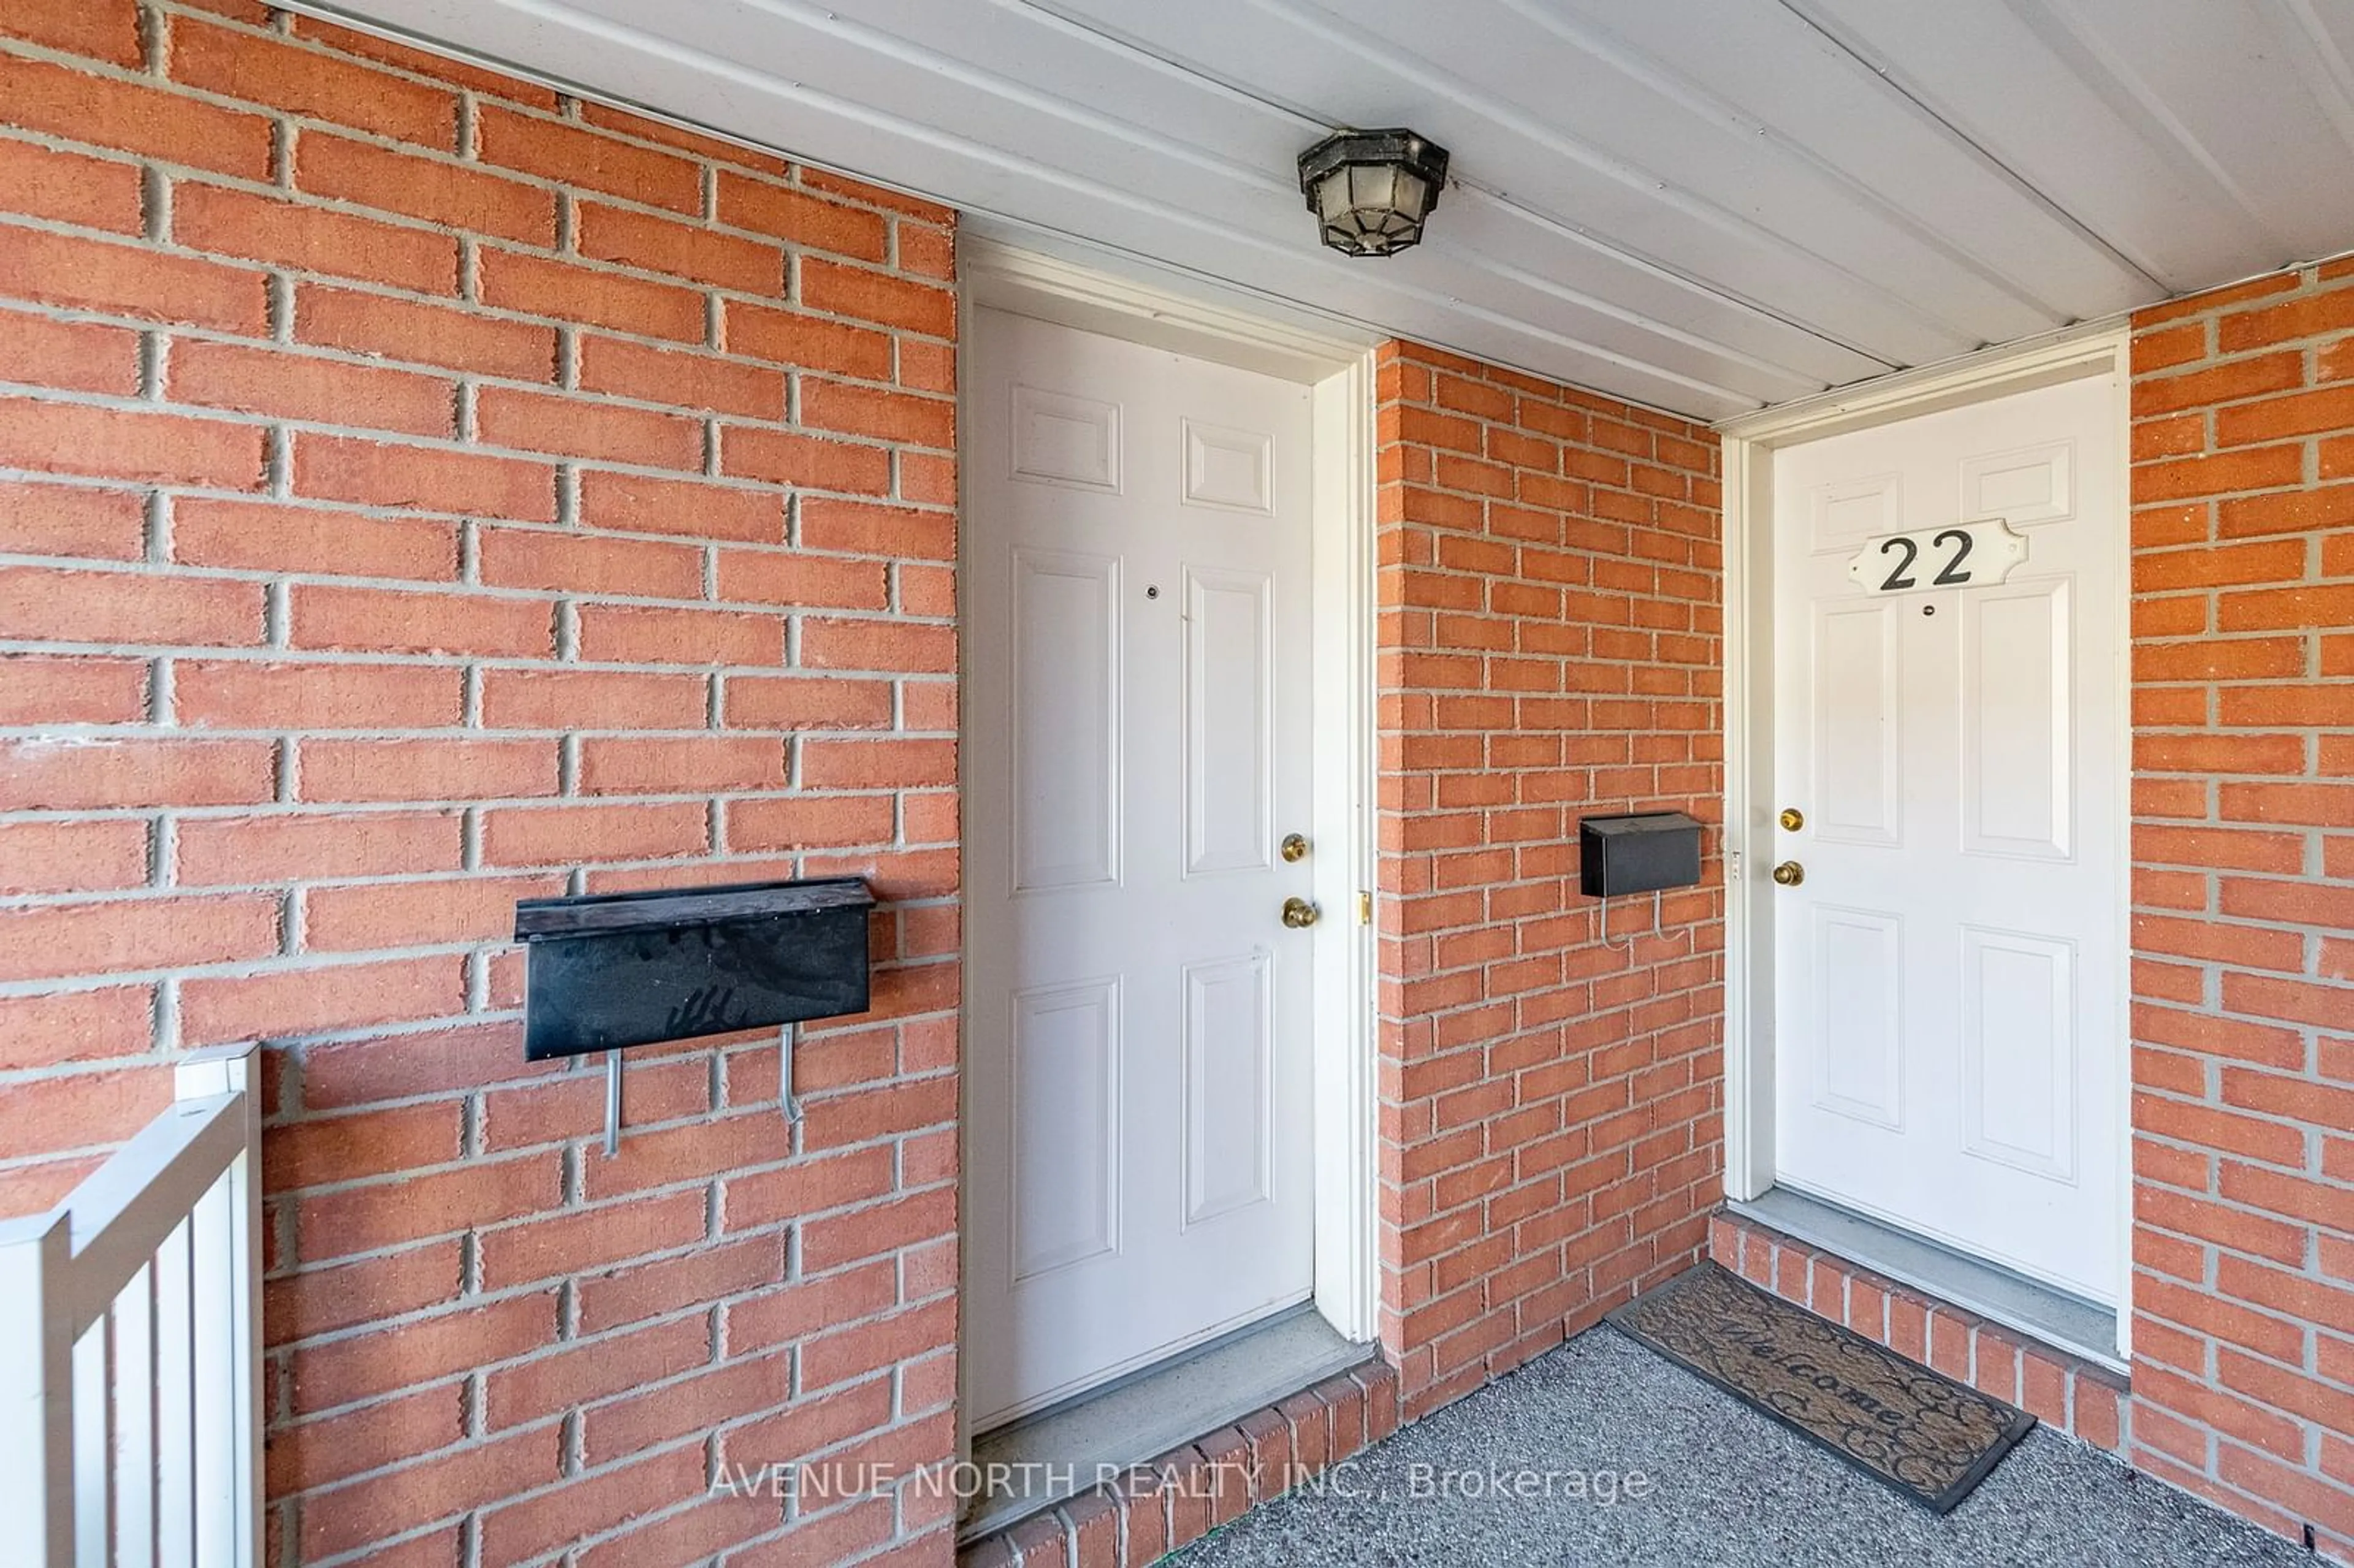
[953,239,1383,1418]
[1715,319,2136,1342]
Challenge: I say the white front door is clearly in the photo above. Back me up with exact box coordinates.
[1770,373,2124,1305]
[964,308,1319,1428]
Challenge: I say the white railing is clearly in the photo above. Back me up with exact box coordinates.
[0,1045,263,1568]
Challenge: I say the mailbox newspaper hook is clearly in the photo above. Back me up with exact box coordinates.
[604,1049,622,1155]
[1599,888,1662,956]
[781,1021,801,1124]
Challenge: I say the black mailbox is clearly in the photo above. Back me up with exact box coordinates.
[512,877,874,1062]
[1579,812,1703,898]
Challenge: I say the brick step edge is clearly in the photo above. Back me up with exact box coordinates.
[1708,1210,2129,1453]
[957,1360,1402,1568]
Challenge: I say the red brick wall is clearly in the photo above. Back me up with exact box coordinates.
[1371,341,1725,1417]
[2126,258,2354,1557]
[0,6,960,1562]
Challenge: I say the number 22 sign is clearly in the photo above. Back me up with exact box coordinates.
[1846,519,2027,594]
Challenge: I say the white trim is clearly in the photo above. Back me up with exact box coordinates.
[1308,350,1380,1345]
[1717,326,2135,1358]
[2103,355,2135,1361]
[1716,318,2130,443]
[960,238,1376,387]
[952,242,1381,1465]
[1719,431,1766,1203]
[954,267,980,1480]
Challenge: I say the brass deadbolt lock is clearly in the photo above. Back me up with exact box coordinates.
[1281,897,1320,928]
[1778,807,1804,831]
[1771,861,1806,887]
[1280,832,1309,863]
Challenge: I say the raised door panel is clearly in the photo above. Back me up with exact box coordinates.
[1010,978,1122,1282]
[1183,566,1273,878]
[1182,419,1276,515]
[1961,440,2074,526]
[1181,951,1274,1227]
[1812,600,1902,847]
[1810,906,1904,1130]
[1810,471,1902,552]
[1961,578,2071,861]
[1011,385,1121,493]
[1959,928,2078,1182]
[1011,549,1121,892]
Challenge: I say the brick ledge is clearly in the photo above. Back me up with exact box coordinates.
[956,1360,1401,1567]
[1709,1209,2128,1453]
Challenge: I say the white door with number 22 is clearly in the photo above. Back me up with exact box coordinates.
[1771,372,2123,1306]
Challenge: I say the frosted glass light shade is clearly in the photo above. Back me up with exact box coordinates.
[1297,129,1450,257]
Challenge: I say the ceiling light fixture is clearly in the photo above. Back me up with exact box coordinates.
[1297,127,1451,258]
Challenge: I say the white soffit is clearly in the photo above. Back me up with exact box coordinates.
[293,0,2354,421]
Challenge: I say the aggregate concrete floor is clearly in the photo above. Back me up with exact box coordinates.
[1164,1328,2306,1568]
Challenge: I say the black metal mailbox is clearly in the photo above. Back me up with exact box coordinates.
[512,877,874,1062]
[1579,812,1703,898]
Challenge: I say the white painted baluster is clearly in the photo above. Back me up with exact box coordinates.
[0,1214,76,1568]
[188,1176,232,1568]
[72,1312,111,1568]
[154,1216,195,1568]
[115,1262,157,1568]
[177,1044,261,1568]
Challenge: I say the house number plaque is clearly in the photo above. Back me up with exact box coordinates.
[1846,519,2026,594]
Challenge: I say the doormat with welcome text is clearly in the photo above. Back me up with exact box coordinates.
[1606,1262,2035,1513]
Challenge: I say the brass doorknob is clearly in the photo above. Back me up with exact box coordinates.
[1281,897,1320,928]
[1772,861,1805,887]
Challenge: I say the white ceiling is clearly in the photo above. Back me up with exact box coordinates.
[299,0,2354,421]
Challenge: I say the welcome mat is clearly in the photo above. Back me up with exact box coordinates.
[1607,1263,2035,1513]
